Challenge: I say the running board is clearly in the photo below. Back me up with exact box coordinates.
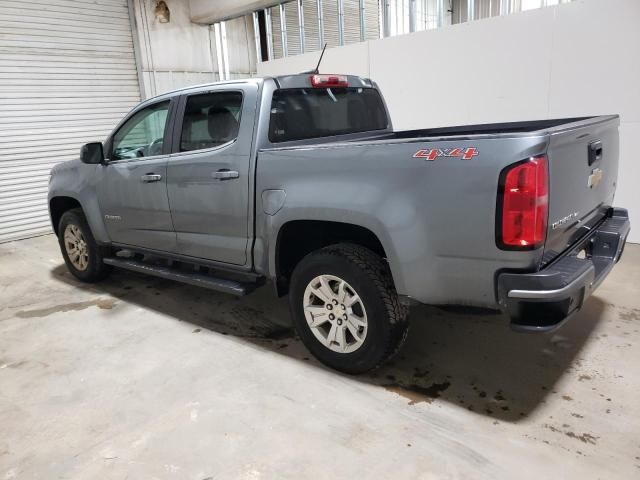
[103,257,257,296]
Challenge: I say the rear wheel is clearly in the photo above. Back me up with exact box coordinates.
[58,208,112,282]
[289,243,409,374]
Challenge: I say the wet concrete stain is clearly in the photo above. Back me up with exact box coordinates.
[618,308,640,321]
[384,381,451,405]
[544,424,599,445]
[565,431,598,444]
[15,298,117,318]
[0,360,28,369]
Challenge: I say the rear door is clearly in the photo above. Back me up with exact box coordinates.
[97,99,176,251]
[544,116,620,259]
[167,83,258,265]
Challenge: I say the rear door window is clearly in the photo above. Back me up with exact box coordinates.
[180,91,243,152]
[269,87,388,142]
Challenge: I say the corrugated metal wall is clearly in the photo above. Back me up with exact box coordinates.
[284,1,302,56]
[0,0,141,243]
[302,0,322,50]
[264,0,380,59]
[321,0,341,48]
[270,6,284,59]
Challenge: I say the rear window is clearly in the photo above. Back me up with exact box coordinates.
[269,87,388,143]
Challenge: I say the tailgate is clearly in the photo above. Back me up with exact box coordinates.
[543,115,620,262]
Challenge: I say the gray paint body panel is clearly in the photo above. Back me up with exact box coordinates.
[49,74,622,309]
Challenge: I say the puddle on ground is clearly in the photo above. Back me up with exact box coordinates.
[15,298,117,318]
[384,381,451,405]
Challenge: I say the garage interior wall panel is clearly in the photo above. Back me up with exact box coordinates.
[302,0,321,51]
[342,0,362,44]
[284,1,302,56]
[224,16,258,79]
[364,0,380,39]
[0,0,141,243]
[320,0,341,48]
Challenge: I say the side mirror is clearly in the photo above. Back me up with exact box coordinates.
[80,142,104,164]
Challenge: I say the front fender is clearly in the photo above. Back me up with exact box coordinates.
[48,162,111,244]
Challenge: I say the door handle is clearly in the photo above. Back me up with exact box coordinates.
[140,173,162,183]
[588,140,603,166]
[212,169,239,180]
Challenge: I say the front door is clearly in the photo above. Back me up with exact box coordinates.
[167,85,257,265]
[98,100,176,252]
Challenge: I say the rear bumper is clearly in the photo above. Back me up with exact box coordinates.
[497,208,630,332]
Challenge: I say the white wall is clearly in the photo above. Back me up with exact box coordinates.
[130,0,258,97]
[131,0,218,97]
[258,0,640,243]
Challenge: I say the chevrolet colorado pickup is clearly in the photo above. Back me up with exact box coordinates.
[49,73,630,373]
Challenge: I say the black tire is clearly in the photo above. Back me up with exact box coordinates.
[289,243,409,374]
[58,208,112,283]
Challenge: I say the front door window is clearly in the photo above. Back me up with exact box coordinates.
[112,101,170,160]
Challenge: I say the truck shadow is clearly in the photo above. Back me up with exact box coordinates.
[50,264,604,423]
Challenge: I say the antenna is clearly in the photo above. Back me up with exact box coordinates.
[313,43,328,74]
[301,43,328,74]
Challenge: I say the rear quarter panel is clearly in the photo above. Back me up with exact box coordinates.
[256,134,551,307]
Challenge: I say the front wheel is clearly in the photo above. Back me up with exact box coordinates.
[58,208,112,283]
[289,244,409,374]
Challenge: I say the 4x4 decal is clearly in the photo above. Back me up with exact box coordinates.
[413,147,479,161]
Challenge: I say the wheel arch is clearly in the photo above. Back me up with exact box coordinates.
[49,196,83,236]
[272,219,394,296]
[49,195,111,245]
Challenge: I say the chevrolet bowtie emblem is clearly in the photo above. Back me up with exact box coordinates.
[588,168,603,188]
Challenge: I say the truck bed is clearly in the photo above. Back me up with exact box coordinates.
[257,115,620,307]
[392,117,592,139]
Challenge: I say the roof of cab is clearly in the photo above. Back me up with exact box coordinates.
[138,73,374,107]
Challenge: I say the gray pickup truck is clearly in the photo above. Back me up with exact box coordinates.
[49,73,630,373]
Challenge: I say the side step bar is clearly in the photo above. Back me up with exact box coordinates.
[103,257,259,296]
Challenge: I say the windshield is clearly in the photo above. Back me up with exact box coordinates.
[269,87,388,143]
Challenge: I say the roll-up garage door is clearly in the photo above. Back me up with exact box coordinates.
[0,0,141,243]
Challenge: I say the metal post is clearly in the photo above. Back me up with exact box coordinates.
[317,0,325,48]
[337,0,345,46]
[436,0,444,27]
[221,21,230,80]
[252,12,262,63]
[500,0,509,15]
[409,0,417,32]
[359,0,366,41]
[213,23,225,80]
[298,0,306,53]
[468,0,475,21]
[382,0,390,37]
[279,3,288,56]
[265,8,274,60]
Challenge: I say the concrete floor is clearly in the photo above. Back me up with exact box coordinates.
[1,235,639,479]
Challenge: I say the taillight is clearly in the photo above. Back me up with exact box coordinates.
[497,155,548,250]
[309,74,348,88]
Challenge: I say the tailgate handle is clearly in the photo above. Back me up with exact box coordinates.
[588,140,603,166]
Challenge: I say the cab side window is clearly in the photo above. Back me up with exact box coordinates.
[180,92,243,152]
[111,101,170,160]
